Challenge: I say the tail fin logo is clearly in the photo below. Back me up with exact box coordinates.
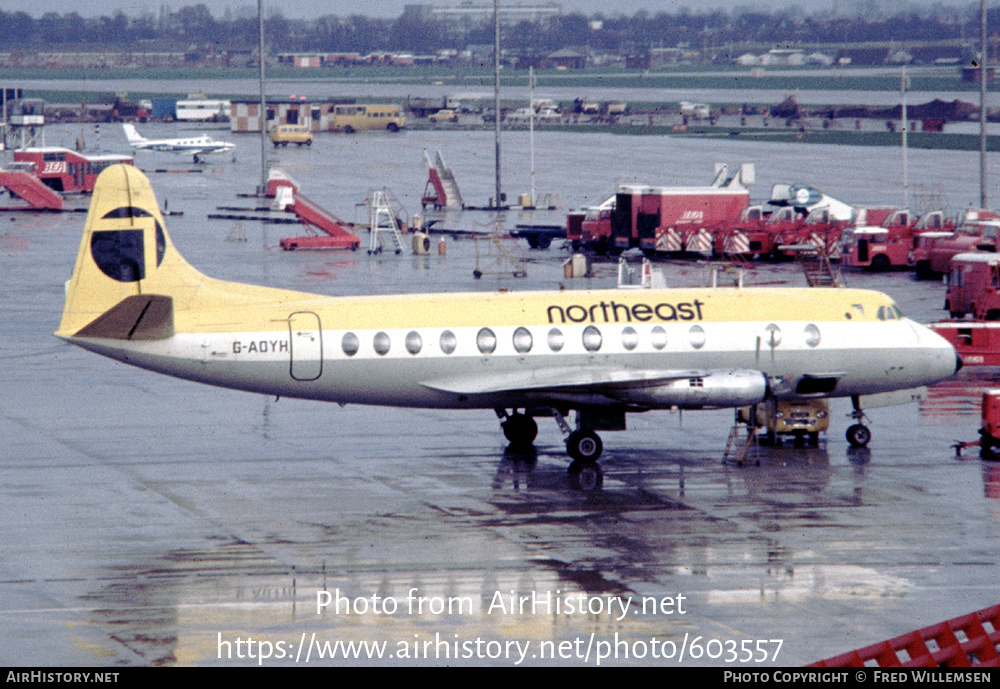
[89,207,166,283]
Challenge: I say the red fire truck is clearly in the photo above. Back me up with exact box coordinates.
[839,209,935,271]
[943,252,1000,319]
[909,210,1000,279]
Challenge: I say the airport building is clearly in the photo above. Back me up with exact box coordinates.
[403,2,561,27]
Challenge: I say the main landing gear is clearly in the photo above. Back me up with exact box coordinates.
[499,410,537,447]
[846,395,872,448]
[496,408,605,464]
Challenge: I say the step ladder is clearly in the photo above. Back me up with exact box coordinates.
[368,189,404,255]
[722,421,760,465]
[783,244,843,287]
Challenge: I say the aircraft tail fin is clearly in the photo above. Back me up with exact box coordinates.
[121,123,146,147]
[56,164,205,339]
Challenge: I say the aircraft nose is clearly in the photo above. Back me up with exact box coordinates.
[955,352,964,374]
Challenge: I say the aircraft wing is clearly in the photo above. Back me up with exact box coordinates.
[422,367,710,395]
[422,366,770,409]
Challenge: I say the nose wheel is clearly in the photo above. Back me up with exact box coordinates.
[846,423,871,448]
[846,395,872,448]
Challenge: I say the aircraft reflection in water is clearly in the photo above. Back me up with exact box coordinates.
[55,166,961,467]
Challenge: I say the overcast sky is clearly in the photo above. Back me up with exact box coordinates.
[0,0,984,20]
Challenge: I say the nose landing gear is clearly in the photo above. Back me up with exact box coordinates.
[846,395,872,448]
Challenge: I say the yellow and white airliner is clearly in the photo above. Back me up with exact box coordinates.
[56,166,961,463]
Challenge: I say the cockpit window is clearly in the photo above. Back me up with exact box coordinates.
[877,304,903,320]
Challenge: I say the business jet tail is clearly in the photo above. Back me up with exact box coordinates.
[121,123,148,147]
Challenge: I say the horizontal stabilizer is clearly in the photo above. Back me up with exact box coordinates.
[74,294,174,340]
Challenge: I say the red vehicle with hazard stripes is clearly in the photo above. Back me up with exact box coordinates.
[12,147,133,194]
[714,205,802,258]
[567,164,754,257]
[610,181,750,256]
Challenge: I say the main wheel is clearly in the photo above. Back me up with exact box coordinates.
[566,430,603,463]
[502,414,537,447]
[846,424,871,448]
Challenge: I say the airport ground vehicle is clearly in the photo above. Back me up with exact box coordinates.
[331,104,405,133]
[269,124,313,147]
[11,147,133,193]
[570,165,754,256]
[738,399,830,445]
[909,210,1000,278]
[840,210,950,271]
[944,252,1000,319]
[428,109,459,123]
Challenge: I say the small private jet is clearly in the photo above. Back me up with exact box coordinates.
[122,123,236,163]
[56,166,961,465]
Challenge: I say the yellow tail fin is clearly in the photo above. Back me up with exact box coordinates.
[56,164,205,339]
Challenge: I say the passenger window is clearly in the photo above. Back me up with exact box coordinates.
[650,326,667,350]
[512,327,533,354]
[440,330,457,355]
[689,325,706,349]
[547,328,564,352]
[804,324,821,348]
[764,323,781,347]
[342,332,359,357]
[405,331,422,355]
[582,325,602,352]
[621,326,639,351]
[477,328,497,354]
[373,331,391,356]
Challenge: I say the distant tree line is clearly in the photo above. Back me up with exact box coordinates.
[0,3,992,58]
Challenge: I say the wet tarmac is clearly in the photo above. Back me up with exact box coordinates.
[3,123,1000,667]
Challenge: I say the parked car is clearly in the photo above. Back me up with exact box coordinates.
[505,107,536,122]
[428,109,459,123]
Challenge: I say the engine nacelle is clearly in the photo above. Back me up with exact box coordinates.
[610,370,769,409]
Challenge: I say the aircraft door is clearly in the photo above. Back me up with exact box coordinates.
[288,311,323,381]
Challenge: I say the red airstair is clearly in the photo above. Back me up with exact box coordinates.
[279,193,360,251]
[810,604,1000,667]
[0,169,64,211]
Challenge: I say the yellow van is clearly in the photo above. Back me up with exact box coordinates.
[332,104,406,133]
[269,124,313,147]
[738,399,830,446]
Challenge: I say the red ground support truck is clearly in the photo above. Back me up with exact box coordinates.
[839,209,934,271]
[909,210,1000,278]
[567,164,754,256]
